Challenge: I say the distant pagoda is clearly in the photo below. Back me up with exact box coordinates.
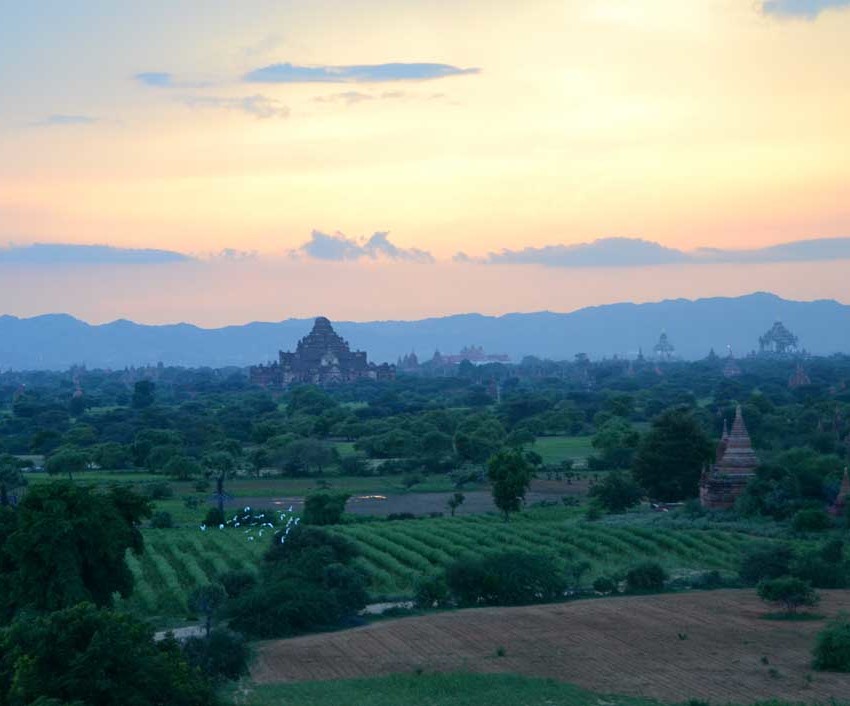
[722,346,742,379]
[250,317,394,386]
[788,363,811,389]
[700,406,759,510]
[653,331,675,361]
[759,321,799,357]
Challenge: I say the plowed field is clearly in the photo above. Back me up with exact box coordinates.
[253,590,850,704]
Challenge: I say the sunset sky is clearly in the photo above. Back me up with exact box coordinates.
[1,0,849,325]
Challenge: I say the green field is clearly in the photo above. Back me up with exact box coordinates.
[533,435,594,465]
[118,527,265,624]
[122,508,758,624]
[333,512,751,596]
[234,673,664,706]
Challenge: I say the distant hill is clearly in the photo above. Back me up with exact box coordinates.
[1,292,849,370]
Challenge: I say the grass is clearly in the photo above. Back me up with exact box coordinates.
[533,435,594,465]
[331,509,751,596]
[231,673,665,706]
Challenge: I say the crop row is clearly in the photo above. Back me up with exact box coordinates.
[334,518,748,594]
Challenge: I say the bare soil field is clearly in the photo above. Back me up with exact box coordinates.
[229,477,590,518]
[252,590,850,704]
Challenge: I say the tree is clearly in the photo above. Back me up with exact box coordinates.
[592,417,640,469]
[588,471,643,513]
[164,454,203,480]
[0,455,26,507]
[203,451,236,516]
[444,551,565,607]
[447,492,466,517]
[0,603,216,706]
[188,583,227,638]
[739,543,794,585]
[302,492,350,525]
[227,527,368,638]
[632,406,713,501]
[44,447,89,480]
[757,576,820,615]
[625,562,667,593]
[131,379,156,409]
[0,482,151,615]
[487,449,535,521]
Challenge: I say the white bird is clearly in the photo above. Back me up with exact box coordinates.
[218,524,224,530]
[200,524,207,531]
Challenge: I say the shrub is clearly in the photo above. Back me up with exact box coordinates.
[143,480,173,500]
[302,492,350,525]
[227,527,368,639]
[739,543,794,585]
[445,551,565,607]
[181,629,250,682]
[813,613,850,672]
[690,570,724,590]
[413,573,450,610]
[203,507,225,527]
[588,471,643,513]
[593,576,618,595]
[757,576,820,615]
[625,562,667,593]
[219,570,257,599]
[792,508,833,533]
[194,478,210,493]
[149,511,173,529]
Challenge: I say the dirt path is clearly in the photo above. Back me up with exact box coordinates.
[252,590,850,704]
[228,477,588,518]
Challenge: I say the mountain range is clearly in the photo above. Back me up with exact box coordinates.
[1,292,849,371]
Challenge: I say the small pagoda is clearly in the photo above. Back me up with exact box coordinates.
[828,469,850,518]
[788,363,811,389]
[700,406,760,510]
[653,331,675,361]
[722,346,741,379]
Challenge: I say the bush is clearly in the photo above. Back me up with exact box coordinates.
[593,576,618,595]
[813,613,850,672]
[792,508,833,533]
[625,562,667,593]
[690,570,724,590]
[445,551,565,607]
[413,573,449,610]
[143,480,174,500]
[757,576,820,615]
[181,629,249,682]
[739,543,794,585]
[149,511,173,529]
[302,492,350,526]
[227,527,368,638]
[219,570,257,599]
[194,479,210,493]
[202,507,225,527]
[588,470,643,513]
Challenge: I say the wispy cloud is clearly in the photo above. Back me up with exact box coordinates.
[245,62,479,84]
[0,243,192,265]
[461,237,850,268]
[134,72,173,87]
[298,231,434,263]
[181,94,289,119]
[761,0,850,19]
[313,90,446,106]
[33,114,98,127]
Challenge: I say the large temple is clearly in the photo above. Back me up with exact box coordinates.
[700,406,760,510]
[758,321,799,357]
[249,317,395,387]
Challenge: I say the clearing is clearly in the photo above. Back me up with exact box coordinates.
[251,589,850,704]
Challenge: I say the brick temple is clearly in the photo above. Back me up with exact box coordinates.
[250,317,395,386]
[700,405,759,510]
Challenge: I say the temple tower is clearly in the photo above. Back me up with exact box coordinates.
[700,406,759,509]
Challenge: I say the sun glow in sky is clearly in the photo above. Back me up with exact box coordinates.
[1,0,849,324]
